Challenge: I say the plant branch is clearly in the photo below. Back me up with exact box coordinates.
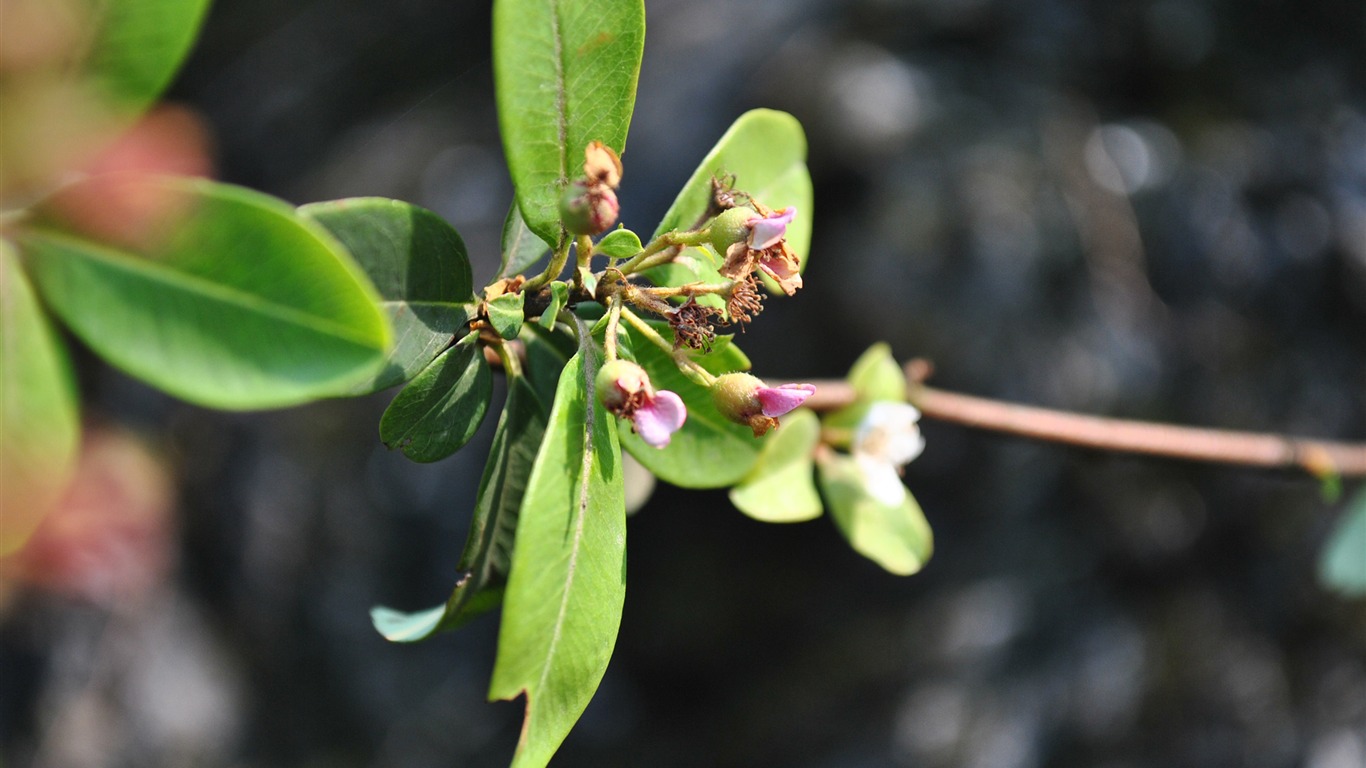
[791,359,1366,478]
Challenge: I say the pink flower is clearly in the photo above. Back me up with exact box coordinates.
[747,207,796,250]
[756,245,804,296]
[755,383,816,417]
[631,390,687,448]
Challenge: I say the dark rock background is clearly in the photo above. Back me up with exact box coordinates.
[3,1,1365,766]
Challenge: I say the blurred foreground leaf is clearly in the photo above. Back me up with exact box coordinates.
[817,452,933,575]
[82,0,213,116]
[1319,489,1366,597]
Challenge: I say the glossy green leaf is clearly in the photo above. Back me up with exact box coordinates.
[596,229,642,260]
[372,375,549,640]
[79,0,212,116]
[537,282,570,330]
[817,452,933,576]
[302,197,475,393]
[652,109,813,271]
[499,202,549,279]
[0,242,80,556]
[729,409,822,523]
[489,341,626,768]
[1320,489,1366,597]
[379,340,492,463]
[489,291,526,340]
[616,323,761,488]
[22,175,391,409]
[493,0,646,248]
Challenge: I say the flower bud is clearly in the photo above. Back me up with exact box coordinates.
[711,373,816,436]
[560,181,620,235]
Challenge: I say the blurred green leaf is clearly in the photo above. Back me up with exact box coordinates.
[302,197,475,393]
[826,342,908,431]
[379,340,491,462]
[493,0,645,248]
[616,322,761,488]
[0,241,80,556]
[537,282,569,330]
[817,452,933,576]
[372,375,549,640]
[1320,489,1366,597]
[652,109,813,272]
[80,0,212,116]
[489,291,526,340]
[499,202,548,279]
[489,341,625,768]
[729,409,822,523]
[22,175,391,409]
[596,228,642,260]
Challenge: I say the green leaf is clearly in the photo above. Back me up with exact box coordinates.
[616,322,761,488]
[22,175,391,409]
[1320,489,1366,597]
[489,339,626,768]
[489,291,527,340]
[301,197,475,393]
[372,375,549,641]
[538,282,570,330]
[817,452,933,575]
[79,0,212,117]
[0,241,80,556]
[826,342,908,431]
[379,340,492,463]
[493,0,646,248]
[729,409,822,523]
[595,229,642,260]
[652,109,813,271]
[499,202,549,279]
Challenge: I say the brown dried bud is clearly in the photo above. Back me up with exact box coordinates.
[725,274,765,327]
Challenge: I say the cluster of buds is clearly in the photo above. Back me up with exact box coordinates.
[709,373,816,437]
[596,360,686,447]
[560,141,623,235]
[711,203,803,296]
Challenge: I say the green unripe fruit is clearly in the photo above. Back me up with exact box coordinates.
[707,206,756,255]
[596,359,650,411]
[710,372,763,420]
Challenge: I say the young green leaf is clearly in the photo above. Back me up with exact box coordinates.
[616,323,762,488]
[22,175,391,410]
[499,202,549,279]
[371,375,550,641]
[653,109,813,270]
[826,342,908,431]
[1319,489,1366,597]
[537,282,570,330]
[488,291,527,340]
[379,340,492,463]
[729,409,823,523]
[302,197,476,393]
[489,343,626,768]
[595,228,642,260]
[79,0,213,117]
[817,452,933,576]
[0,242,80,556]
[493,0,646,248]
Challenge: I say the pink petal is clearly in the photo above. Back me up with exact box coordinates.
[757,254,804,296]
[633,390,687,448]
[747,207,796,250]
[756,383,816,417]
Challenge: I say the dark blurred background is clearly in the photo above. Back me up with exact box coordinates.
[3,1,1366,766]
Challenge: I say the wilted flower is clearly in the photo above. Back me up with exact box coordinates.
[710,373,815,436]
[714,205,804,296]
[851,402,925,505]
[747,207,795,250]
[596,359,686,448]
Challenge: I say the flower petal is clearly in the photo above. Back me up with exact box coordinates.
[854,453,909,507]
[756,383,816,417]
[633,390,687,448]
[757,251,803,296]
[853,402,925,467]
[748,207,796,250]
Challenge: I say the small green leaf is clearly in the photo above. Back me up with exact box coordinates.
[0,241,80,556]
[1320,489,1366,597]
[499,202,549,279]
[489,336,626,768]
[595,229,642,260]
[538,282,570,330]
[730,409,822,523]
[79,0,213,117]
[616,322,761,488]
[653,110,813,272]
[22,175,391,409]
[380,341,492,463]
[371,375,549,640]
[488,291,526,340]
[826,342,908,431]
[817,452,933,576]
[302,197,475,393]
[494,0,646,248]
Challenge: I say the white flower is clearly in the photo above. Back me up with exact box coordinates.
[851,402,925,506]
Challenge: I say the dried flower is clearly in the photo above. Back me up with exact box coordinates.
[725,274,765,327]
[668,297,720,351]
